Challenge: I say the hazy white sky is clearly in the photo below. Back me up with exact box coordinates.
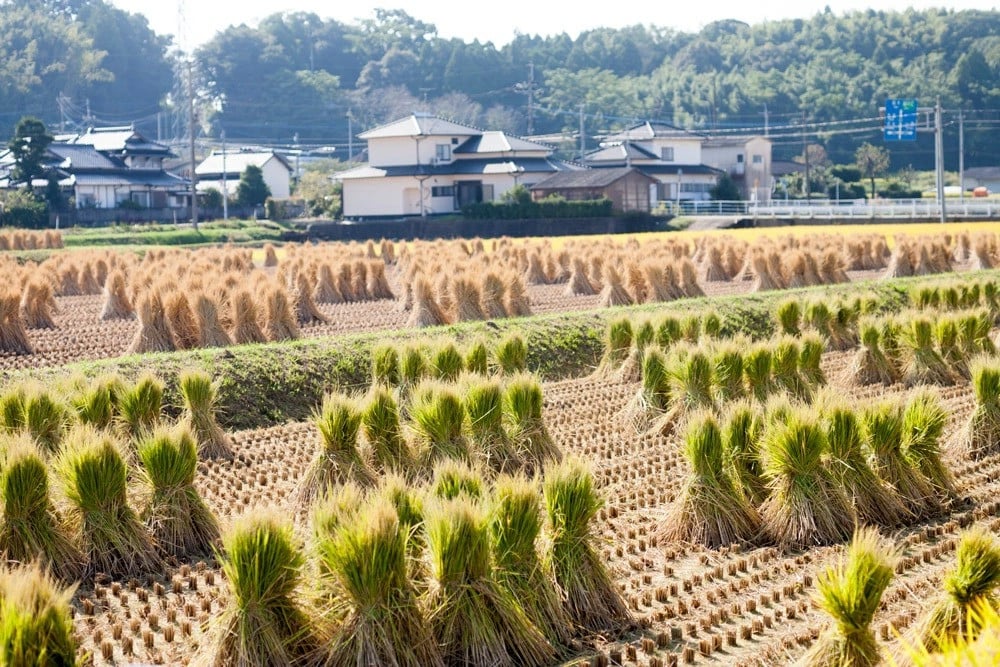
[110,1,997,52]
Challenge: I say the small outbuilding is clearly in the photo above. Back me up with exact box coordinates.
[529,167,657,213]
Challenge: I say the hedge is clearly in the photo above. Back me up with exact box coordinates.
[462,198,613,220]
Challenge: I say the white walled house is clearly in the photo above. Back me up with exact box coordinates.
[195,151,293,200]
[584,122,722,203]
[336,114,581,219]
[701,136,773,202]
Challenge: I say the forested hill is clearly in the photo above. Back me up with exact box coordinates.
[2,2,998,167]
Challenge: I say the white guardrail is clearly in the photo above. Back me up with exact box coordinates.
[660,199,1000,218]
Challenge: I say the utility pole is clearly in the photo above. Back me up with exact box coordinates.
[221,130,228,221]
[763,104,769,136]
[527,63,535,136]
[578,104,585,160]
[187,59,198,230]
[347,110,354,163]
[802,113,810,199]
[935,97,946,223]
[958,108,965,203]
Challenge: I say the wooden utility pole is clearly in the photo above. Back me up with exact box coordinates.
[934,97,945,223]
[188,59,198,230]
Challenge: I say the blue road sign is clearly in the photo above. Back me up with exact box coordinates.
[884,99,918,141]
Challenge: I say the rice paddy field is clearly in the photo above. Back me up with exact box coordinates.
[2,222,1000,665]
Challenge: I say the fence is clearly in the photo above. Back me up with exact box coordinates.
[48,205,265,228]
[658,198,1000,219]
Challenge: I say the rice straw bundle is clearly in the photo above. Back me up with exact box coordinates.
[960,357,1000,459]
[759,409,855,547]
[863,400,937,518]
[137,426,220,558]
[543,459,632,634]
[504,374,561,472]
[101,272,135,320]
[464,379,519,473]
[797,527,897,667]
[179,370,233,460]
[426,497,555,666]
[300,394,376,506]
[0,563,80,665]
[902,388,957,501]
[722,400,767,506]
[662,411,761,547]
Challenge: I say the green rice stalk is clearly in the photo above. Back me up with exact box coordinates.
[900,318,957,387]
[431,342,465,382]
[863,400,938,519]
[829,302,860,351]
[0,563,81,666]
[776,299,801,336]
[360,388,412,473]
[912,526,1000,653]
[426,497,555,666]
[137,426,220,559]
[599,317,633,373]
[432,459,485,500]
[0,438,83,582]
[902,388,958,500]
[722,401,767,505]
[490,474,573,648]
[118,372,163,440]
[371,344,401,388]
[311,483,366,578]
[714,345,745,403]
[0,386,26,433]
[799,527,897,667]
[496,334,528,375]
[680,314,701,343]
[56,425,162,578]
[543,459,632,634]
[504,374,561,473]
[772,338,811,402]
[398,345,427,400]
[880,318,903,368]
[656,315,682,349]
[663,411,761,547]
[621,347,670,433]
[744,345,775,403]
[799,333,827,388]
[959,311,997,357]
[300,394,376,506]
[70,374,123,430]
[961,357,1000,459]
[22,387,68,454]
[702,312,722,339]
[376,474,426,578]
[411,384,471,468]
[805,301,834,346]
[912,286,938,309]
[759,409,855,548]
[465,339,490,376]
[822,404,910,527]
[850,321,899,386]
[616,319,656,383]
[314,500,444,667]
[963,283,982,309]
[179,369,233,460]
[204,512,315,666]
[942,286,961,311]
[465,379,519,473]
[936,317,968,380]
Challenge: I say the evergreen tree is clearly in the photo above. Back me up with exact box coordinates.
[7,117,53,190]
[235,165,271,207]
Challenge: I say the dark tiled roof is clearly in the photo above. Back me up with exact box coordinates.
[530,167,654,190]
[48,144,124,170]
[338,157,579,180]
[453,131,552,154]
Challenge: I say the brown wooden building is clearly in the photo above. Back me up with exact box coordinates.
[529,167,656,213]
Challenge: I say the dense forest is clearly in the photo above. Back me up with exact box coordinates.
[1,0,998,167]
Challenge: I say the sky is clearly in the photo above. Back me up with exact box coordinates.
[110,1,998,53]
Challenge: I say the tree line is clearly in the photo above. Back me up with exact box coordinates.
[1,1,998,168]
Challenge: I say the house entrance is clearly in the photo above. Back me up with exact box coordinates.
[456,181,483,208]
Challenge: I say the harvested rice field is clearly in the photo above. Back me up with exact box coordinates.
[3,224,1000,665]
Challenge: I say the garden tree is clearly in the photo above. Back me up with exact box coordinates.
[7,116,53,189]
[710,173,742,201]
[855,142,890,200]
[295,163,342,218]
[201,187,224,209]
[501,184,532,205]
[235,165,270,207]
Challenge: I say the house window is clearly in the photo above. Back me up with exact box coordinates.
[431,186,455,197]
[752,154,763,164]
[737,154,744,163]
[681,183,713,193]
[483,184,495,201]
[435,144,451,162]
[661,147,674,161]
